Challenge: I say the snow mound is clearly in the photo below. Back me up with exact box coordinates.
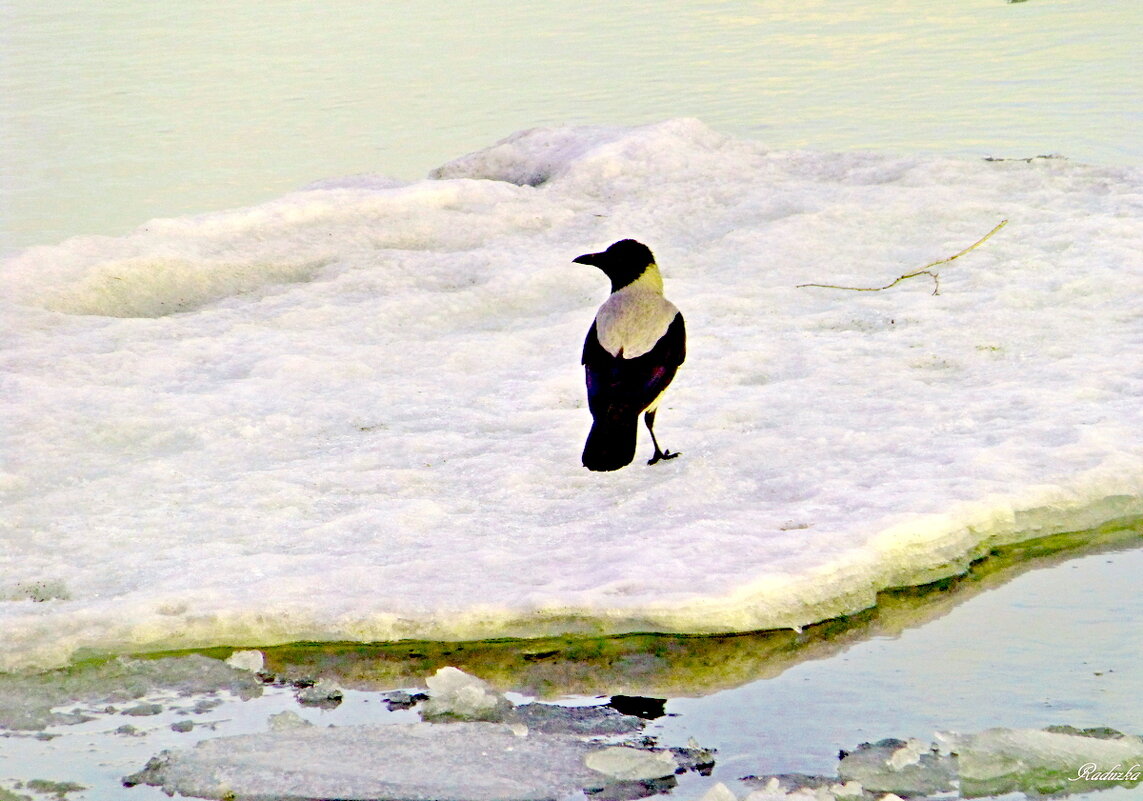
[429,117,731,187]
[3,119,1143,670]
[421,666,513,721]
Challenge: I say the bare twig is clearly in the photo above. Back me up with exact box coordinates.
[797,219,1008,295]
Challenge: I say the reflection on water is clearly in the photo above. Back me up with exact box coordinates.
[3,0,1141,253]
[158,516,1143,700]
[2,520,1140,800]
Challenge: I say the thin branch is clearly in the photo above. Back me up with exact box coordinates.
[797,219,1008,295]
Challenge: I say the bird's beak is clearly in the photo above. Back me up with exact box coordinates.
[573,252,602,266]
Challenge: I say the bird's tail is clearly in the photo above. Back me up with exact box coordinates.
[582,412,639,472]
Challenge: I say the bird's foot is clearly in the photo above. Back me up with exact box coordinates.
[648,449,680,466]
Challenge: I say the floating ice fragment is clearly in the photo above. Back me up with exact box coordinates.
[295,678,343,708]
[513,702,644,735]
[742,785,778,800]
[381,690,426,710]
[837,738,955,796]
[583,746,678,780]
[224,650,265,673]
[700,782,740,801]
[670,737,718,774]
[749,726,1143,800]
[267,710,311,731]
[121,702,164,717]
[124,722,600,801]
[886,737,924,769]
[742,773,851,800]
[940,727,1143,797]
[421,666,512,722]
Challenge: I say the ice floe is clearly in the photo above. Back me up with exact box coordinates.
[2,119,1142,672]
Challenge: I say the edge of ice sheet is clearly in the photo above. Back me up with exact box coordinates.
[3,118,1143,672]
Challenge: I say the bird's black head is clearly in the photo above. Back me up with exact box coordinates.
[573,239,656,292]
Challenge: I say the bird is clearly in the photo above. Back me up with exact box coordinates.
[574,239,686,471]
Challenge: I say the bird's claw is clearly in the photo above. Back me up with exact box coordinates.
[648,450,679,466]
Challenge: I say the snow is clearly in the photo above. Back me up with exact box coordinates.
[2,118,1143,672]
[583,746,678,781]
[941,727,1143,797]
[421,666,512,721]
[124,721,602,801]
[731,727,1143,800]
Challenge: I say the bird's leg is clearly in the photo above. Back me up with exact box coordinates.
[645,410,679,465]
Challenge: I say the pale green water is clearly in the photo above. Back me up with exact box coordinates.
[2,0,1141,254]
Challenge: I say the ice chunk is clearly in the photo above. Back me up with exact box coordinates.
[670,738,717,775]
[837,738,955,796]
[421,666,512,722]
[700,782,740,801]
[583,746,678,781]
[939,727,1143,797]
[382,690,427,711]
[742,777,783,800]
[742,774,851,800]
[121,702,164,717]
[267,710,311,731]
[295,678,343,709]
[513,702,644,735]
[886,738,924,769]
[124,722,601,801]
[224,650,265,673]
[737,726,1143,800]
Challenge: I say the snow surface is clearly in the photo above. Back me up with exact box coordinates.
[3,119,1143,672]
[125,721,603,801]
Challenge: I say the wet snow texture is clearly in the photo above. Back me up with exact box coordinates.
[3,119,1143,670]
[119,664,677,801]
[125,722,602,801]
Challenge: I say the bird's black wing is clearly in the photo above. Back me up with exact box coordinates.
[582,313,686,418]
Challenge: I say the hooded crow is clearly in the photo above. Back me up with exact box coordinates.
[574,239,686,471]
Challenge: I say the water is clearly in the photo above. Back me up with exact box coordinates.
[1,528,1140,799]
[3,2,1142,798]
[3,0,1140,254]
